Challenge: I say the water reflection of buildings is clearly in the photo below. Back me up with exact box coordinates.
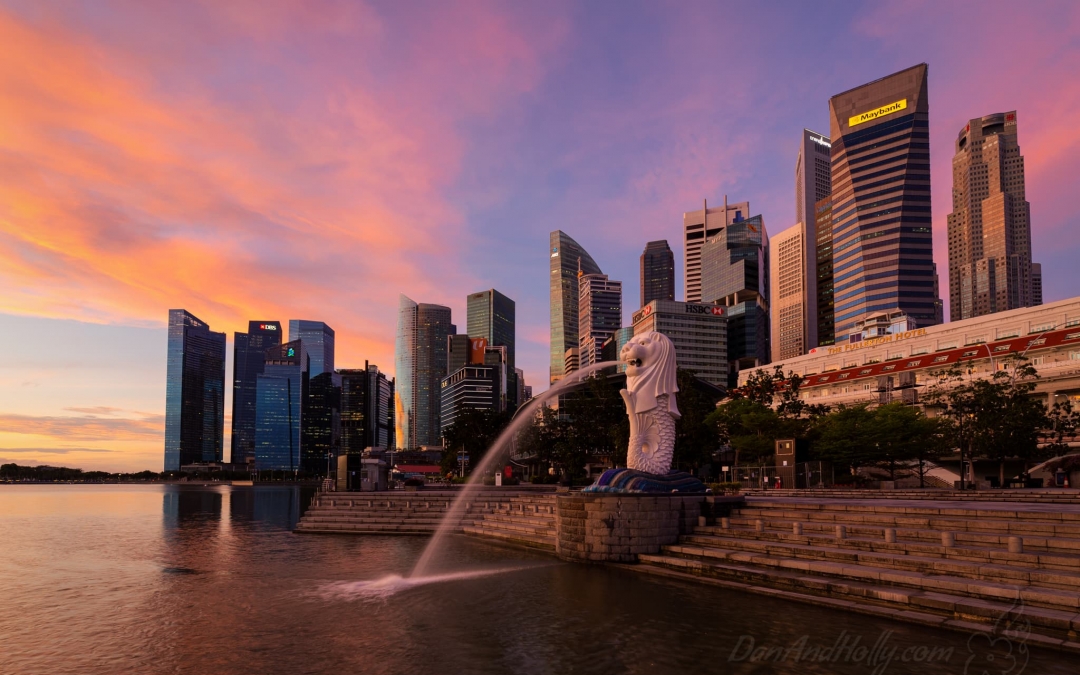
[162,486,310,532]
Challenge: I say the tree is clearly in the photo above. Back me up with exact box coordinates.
[673,369,719,473]
[440,407,514,477]
[706,397,778,467]
[1042,398,1080,459]
[870,402,948,482]
[924,356,1051,487]
[811,403,879,474]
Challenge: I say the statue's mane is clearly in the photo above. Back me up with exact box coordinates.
[626,331,681,418]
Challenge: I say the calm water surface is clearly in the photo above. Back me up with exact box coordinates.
[0,484,1072,675]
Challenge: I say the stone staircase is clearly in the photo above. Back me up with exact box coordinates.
[743,489,1080,503]
[295,490,558,550]
[636,496,1080,650]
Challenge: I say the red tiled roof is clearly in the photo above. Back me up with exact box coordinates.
[800,326,1080,389]
[394,464,443,473]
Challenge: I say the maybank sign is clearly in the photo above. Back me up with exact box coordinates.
[848,99,907,128]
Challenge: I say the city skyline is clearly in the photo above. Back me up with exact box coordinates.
[4,1,1080,471]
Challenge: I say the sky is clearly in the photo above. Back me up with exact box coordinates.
[1,0,1079,472]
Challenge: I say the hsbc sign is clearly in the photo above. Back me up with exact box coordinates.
[634,303,723,324]
[685,304,724,316]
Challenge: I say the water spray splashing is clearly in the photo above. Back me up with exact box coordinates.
[317,564,548,602]
[410,361,617,577]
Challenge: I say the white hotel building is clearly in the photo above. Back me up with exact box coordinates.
[739,297,1080,408]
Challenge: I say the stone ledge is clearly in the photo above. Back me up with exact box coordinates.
[554,493,709,563]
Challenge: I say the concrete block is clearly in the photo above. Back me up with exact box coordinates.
[1008,536,1023,553]
[835,525,846,539]
[792,522,802,535]
[884,528,896,543]
[941,531,955,547]
[721,517,730,529]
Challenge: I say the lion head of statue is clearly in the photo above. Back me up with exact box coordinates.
[620,331,680,418]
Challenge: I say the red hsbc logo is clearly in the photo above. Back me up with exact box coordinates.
[711,307,724,316]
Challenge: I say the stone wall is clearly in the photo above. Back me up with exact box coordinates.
[554,493,705,563]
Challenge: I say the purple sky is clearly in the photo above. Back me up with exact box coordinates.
[1,0,1078,470]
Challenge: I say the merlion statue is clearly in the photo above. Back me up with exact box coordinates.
[583,330,705,493]
[620,331,681,474]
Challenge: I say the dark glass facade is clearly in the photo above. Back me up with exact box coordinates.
[340,363,395,453]
[301,371,340,474]
[164,309,226,471]
[549,231,602,383]
[288,320,335,376]
[230,321,282,465]
[255,340,308,471]
[394,295,453,448]
[467,289,515,371]
[440,365,502,437]
[640,240,675,307]
[698,215,770,385]
[815,198,835,347]
[828,64,939,342]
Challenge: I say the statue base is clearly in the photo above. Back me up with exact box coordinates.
[582,468,707,494]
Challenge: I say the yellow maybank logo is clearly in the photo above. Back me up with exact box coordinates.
[849,99,907,127]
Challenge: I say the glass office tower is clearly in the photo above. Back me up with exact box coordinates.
[230,321,282,465]
[640,240,675,307]
[700,215,770,386]
[255,340,308,471]
[340,362,395,453]
[288,320,335,376]
[467,289,516,370]
[549,230,602,383]
[828,64,939,342]
[394,295,453,448]
[301,371,340,474]
[164,309,226,471]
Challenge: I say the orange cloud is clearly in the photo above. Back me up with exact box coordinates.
[0,3,565,373]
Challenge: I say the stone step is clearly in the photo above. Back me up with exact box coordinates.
[636,552,1080,641]
[295,521,436,534]
[731,508,1080,537]
[742,500,1080,522]
[744,490,1080,503]
[474,513,556,527]
[678,533,1080,591]
[718,518,1080,554]
[460,525,555,551]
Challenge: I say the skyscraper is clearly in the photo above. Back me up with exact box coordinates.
[394,295,453,448]
[288,320,335,376]
[640,240,675,307]
[683,198,749,303]
[828,64,939,342]
[164,309,226,471]
[230,321,282,465]
[467,289,515,370]
[794,129,832,349]
[631,301,727,387]
[578,272,622,369]
[301,371,340,474]
[796,130,833,231]
[339,362,394,453]
[255,340,307,472]
[1032,263,1043,305]
[814,198,836,347]
[700,215,769,385]
[770,222,809,361]
[947,111,1039,320]
[549,231,602,383]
